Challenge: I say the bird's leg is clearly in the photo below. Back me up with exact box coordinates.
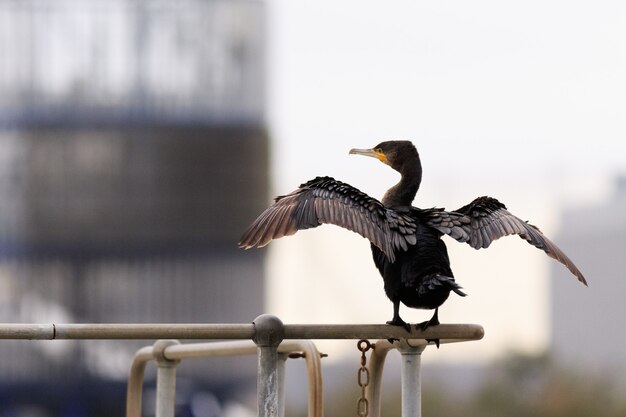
[417,307,440,330]
[417,308,441,349]
[386,300,410,333]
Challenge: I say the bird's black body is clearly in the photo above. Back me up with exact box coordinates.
[239,140,587,334]
[371,215,459,327]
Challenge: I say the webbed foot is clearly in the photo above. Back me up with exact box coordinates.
[387,317,411,333]
[417,308,440,331]
[418,309,441,348]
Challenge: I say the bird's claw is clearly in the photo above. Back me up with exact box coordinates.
[417,320,431,331]
[418,314,440,348]
[426,338,441,349]
[417,315,440,331]
[386,317,411,333]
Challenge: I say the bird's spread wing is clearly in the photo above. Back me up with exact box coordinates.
[423,196,588,286]
[238,176,417,262]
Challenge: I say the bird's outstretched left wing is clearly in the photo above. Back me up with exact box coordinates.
[238,176,417,262]
[424,196,587,286]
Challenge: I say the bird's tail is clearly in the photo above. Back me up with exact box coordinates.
[447,279,467,297]
[419,274,468,297]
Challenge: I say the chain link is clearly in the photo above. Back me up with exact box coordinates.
[356,339,373,417]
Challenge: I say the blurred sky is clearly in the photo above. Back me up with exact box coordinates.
[262,0,626,363]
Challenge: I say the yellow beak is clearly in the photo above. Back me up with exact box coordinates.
[349,147,389,165]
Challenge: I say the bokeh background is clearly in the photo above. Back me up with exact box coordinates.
[0,0,625,416]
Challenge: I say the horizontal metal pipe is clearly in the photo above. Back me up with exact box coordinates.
[0,324,55,340]
[164,340,257,360]
[0,324,255,340]
[282,323,484,341]
[161,340,321,361]
[0,323,483,342]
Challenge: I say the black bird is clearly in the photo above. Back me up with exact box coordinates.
[239,141,587,334]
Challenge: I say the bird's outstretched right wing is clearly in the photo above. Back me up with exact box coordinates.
[238,176,417,262]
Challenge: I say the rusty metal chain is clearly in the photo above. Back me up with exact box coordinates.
[356,339,372,417]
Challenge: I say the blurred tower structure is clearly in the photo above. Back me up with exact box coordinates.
[550,176,626,370]
[0,0,267,414]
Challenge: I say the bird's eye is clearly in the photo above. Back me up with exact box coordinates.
[375,148,383,154]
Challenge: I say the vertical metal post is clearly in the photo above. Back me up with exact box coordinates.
[153,340,181,417]
[277,353,288,417]
[126,347,153,417]
[398,341,426,417]
[366,340,395,417]
[253,315,285,417]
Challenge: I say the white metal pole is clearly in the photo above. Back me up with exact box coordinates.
[156,364,177,417]
[153,340,181,417]
[398,341,426,417]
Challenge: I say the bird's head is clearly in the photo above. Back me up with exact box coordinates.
[349,140,420,175]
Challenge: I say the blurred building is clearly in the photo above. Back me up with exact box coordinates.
[0,0,268,415]
[550,176,626,371]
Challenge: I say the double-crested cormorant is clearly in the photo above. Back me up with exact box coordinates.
[239,141,587,333]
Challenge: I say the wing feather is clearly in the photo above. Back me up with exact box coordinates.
[423,196,587,285]
[238,176,417,262]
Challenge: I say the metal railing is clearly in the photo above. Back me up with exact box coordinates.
[0,314,484,417]
[126,339,325,417]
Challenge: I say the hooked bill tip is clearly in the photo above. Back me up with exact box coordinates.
[349,148,378,158]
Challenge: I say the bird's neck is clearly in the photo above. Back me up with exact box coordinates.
[382,164,422,207]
